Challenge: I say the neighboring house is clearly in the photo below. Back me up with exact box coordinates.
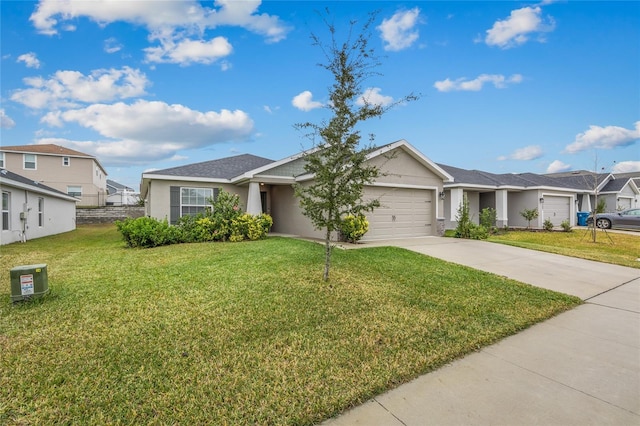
[1,168,77,245]
[141,140,453,241]
[107,179,140,206]
[545,170,640,212]
[441,166,640,229]
[0,144,108,207]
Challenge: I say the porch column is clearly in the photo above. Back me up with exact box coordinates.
[246,182,262,215]
[495,189,508,228]
[449,188,464,222]
[582,193,592,213]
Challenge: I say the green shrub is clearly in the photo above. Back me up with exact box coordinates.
[210,190,242,241]
[116,189,273,248]
[479,207,497,230]
[469,224,489,240]
[560,220,572,232]
[543,219,554,231]
[454,196,472,239]
[520,208,539,229]
[340,214,369,243]
[115,217,181,248]
[230,213,274,242]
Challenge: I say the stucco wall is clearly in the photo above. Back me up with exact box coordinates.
[2,152,106,206]
[0,186,76,245]
[146,180,247,222]
[508,191,541,228]
[368,149,444,188]
[269,184,324,239]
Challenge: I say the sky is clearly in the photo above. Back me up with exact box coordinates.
[1,0,639,191]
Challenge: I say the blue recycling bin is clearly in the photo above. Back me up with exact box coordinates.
[577,211,589,226]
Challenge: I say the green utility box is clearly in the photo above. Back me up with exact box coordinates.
[10,264,49,302]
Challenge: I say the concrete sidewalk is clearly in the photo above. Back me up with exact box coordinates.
[322,237,640,426]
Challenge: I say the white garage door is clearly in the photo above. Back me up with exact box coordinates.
[543,195,570,226]
[362,187,432,240]
[617,198,632,210]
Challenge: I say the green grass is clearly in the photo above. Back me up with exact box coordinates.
[488,229,640,269]
[1,225,580,425]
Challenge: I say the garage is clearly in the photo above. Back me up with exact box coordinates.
[362,186,433,240]
[617,197,632,210]
[542,195,571,226]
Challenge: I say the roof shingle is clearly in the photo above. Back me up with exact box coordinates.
[148,154,274,180]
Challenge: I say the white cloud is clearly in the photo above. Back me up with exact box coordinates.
[37,100,254,165]
[378,8,421,52]
[485,6,555,49]
[564,121,640,153]
[11,66,149,109]
[144,36,232,65]
[30,0,290,65]
[546,160,572,173]
[0,109,16,129]
[434,74,523,92]
[42,100,253,143]
[292,91,323,111]
[612,161,640,173]
[497,145,543,161]
[104,37,122,54]
[17,52,41,68]
[36,137,178,165]
[356,87,394,107]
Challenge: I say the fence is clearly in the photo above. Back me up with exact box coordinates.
[76,206,145,225]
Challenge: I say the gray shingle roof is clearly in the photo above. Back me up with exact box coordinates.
[107,179,134,194]
[601,176,631,192]
[439,164,618,190]
[149,154,274,180]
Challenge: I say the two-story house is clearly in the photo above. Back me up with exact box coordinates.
[0,144,108,207]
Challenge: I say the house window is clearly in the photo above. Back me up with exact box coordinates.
[62,156,70,166]
[181,187,213,216]
[24,154,36,170]
[2,191,9,231]
[67,185,82,197]
[0,152,5,168]
[38,197,44,227]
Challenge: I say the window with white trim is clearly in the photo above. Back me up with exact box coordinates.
[0,152,5,168]
[24,154,36,170]
[38,197,44,227]
[67,185,82,197]
[181,187,213,216]
[2,191,9,231]
[62,156,70,166]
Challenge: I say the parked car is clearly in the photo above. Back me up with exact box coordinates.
[586,208,640,229]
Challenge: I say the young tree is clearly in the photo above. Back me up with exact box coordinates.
[520,207,539,229]
[294,11,417,281]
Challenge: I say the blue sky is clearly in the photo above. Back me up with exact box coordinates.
[1,0,639,190]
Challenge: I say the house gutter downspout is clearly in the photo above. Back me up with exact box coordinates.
[20,189,29,242]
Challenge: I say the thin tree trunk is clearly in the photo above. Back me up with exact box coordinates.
[323,228,331,281]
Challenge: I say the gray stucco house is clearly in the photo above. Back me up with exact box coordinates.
[441,166,640,229]
[140,139,638,238]
[140,140,454,241]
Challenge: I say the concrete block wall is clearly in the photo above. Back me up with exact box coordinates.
[76,206,145,224]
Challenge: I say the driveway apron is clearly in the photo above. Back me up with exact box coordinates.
[323,237,640,426]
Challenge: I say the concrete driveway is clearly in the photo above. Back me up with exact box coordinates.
[323,237,640,426]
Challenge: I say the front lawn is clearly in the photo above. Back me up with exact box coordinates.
[1,225,580,425]
[488,229,640,269]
